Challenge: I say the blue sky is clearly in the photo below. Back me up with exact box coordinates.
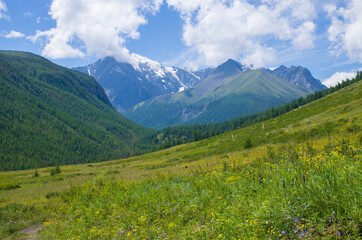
[0,0,361,86]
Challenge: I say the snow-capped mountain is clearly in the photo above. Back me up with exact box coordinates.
[73,55,200,112]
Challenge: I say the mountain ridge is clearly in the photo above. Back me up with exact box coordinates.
[74,56,200,111]
[74,56,326,114]
[269,65,327,91]
[124,68,313,128]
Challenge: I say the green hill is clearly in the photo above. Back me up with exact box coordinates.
[1,73,360,239]
[125,68,312,129]
[0,51,154,171]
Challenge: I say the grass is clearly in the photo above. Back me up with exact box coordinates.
[37,137,361,239]
[0,81,361,239]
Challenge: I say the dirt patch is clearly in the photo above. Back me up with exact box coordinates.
[3,224,42,240]
[21,224,42,235]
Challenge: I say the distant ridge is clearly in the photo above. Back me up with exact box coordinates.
[74,56,200,112]
[124,59,313,129]
[269,65,327,91]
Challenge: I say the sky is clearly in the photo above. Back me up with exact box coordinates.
[0,0,361,86]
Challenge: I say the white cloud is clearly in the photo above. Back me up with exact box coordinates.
[29,0,163,67]
[0,0,9,20]
[326,0,362,62]
[24,12,32,18]
[167,0,317,67]
[323,71,358,87]
[2,30,25,39]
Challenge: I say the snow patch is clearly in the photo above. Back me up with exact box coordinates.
[179,87,185,92]
[164,66,180,81]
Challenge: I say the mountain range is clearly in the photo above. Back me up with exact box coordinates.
[124,60,314,128]
[75,57,326,128]
[0,51,352,171]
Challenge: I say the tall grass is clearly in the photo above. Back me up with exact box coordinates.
[38,137,361,239]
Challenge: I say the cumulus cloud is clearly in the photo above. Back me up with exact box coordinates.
[2,30,25,39]
[166,0,317,67]
[0,0,9,20]
[323,70,360,87]
[29,0,162,66]
[326,0,362,62]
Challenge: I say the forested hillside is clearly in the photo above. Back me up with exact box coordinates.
[0,51,154,171]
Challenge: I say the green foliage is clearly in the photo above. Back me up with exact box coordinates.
[50,165,61,176]
[39,138,361,239]
[0,183,21,191]
[34,169,39,177]
[243,136,252,149]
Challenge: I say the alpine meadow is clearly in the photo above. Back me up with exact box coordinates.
[0,62,361,238]
[1,0,362,239]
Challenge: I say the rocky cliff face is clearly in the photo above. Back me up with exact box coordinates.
[270,65,327,92]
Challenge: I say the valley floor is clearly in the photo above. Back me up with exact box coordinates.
[0,81,361,239]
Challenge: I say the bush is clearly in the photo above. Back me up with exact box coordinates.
[243,136,252,149]
[50,165,61,176]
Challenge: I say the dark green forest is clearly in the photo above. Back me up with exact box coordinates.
[0,51,154,171]
[0,51,360,171]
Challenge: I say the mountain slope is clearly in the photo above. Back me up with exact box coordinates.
[0,51,154,171]
[270,65,327,91]
[74,56,200,111]
[124,64,312,128]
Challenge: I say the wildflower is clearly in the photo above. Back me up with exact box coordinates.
[329,218,331,222]
[337,231,340,237]
[294,228,298,234]
[281,230,286,235]
[295,217,298,223]
[166,202,169,205]
[283,180,285,188]
[202,218,204,222]
[119,230,124,234]
[210,226,213,232]
[306,229,309,237]
[300,230,303,239]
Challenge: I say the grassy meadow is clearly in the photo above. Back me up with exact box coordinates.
[0,81,361,239]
